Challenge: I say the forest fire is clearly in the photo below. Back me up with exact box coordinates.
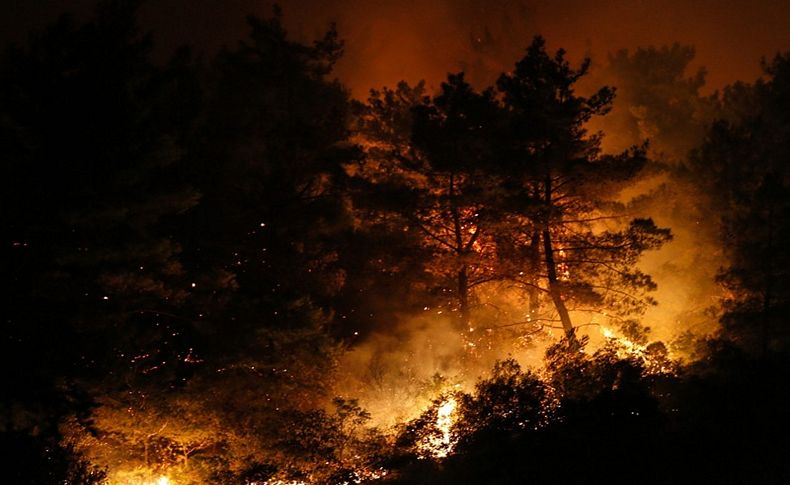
[3,1,790,484]
[142,477,171,485]
[105,469,172,485]
[418,395,458,459]
[600,326,638,351]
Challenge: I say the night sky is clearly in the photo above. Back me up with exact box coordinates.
[4,0,790,96]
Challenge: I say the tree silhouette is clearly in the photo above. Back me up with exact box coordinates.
[691,53,790,354]
[492,37,672,342]
[591,44,716,161]
[352,75,507,329]
[351,38,671,344]
[181,9,355,346]
[0,0,208,420]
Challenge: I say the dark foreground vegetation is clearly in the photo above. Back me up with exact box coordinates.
[390,345,790,484]
[2,2,789,483]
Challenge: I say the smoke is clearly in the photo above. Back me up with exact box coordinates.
[4,1,789,97]
[332,293,565,427]
[278,0,538,97]
[334,313,466,427]
[124,1,790,97]
[627,178,724,347]
[266,0,789,97]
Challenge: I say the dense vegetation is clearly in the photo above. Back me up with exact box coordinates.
[2,2,789,483]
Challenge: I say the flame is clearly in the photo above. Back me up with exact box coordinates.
[600,326,641,354]
[107,472,170,485]
[102,467,173,485]
[419,395,458,458]
[599,326,675,374]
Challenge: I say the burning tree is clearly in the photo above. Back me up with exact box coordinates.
[351,37,672,344]
[350,77,503,330]
[488,38,673,343]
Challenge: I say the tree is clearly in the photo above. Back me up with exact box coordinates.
[61,314,355,484]
[0,0,212,436]
[589,43,716,161]
[388,348,669,485]
[690,53,790,354]
[585,45,725,345]
[452,359,550,449]
[493,37,672,343]
[351,75,506,330]
[351,38,671,345]
[2,4,360,481]
[181,8,355,346]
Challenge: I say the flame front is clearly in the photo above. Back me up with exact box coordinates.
[419,395,458,458]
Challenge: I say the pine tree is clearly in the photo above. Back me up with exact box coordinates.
[494,37,672,343]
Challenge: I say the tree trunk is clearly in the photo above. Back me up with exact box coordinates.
[542,178,576,345]
[761,203,775,358]
[449,172,471,330]
[458,265,470,329]
[543,227,575,342]
[528,230,541,321]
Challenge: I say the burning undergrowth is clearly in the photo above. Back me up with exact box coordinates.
[330,302,680,460]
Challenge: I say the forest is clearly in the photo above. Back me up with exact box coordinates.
[2,2,789,484]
